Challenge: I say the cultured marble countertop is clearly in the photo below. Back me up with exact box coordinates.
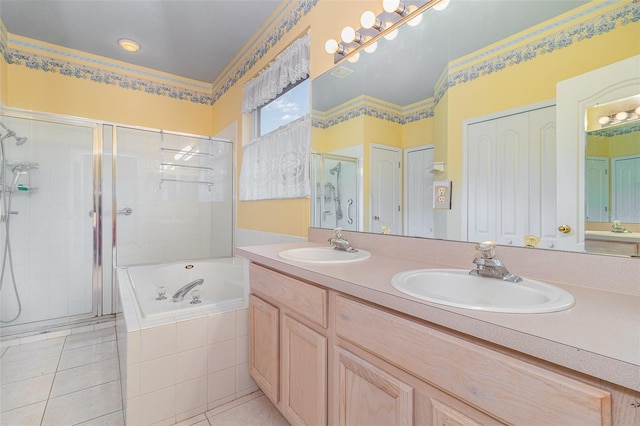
[236,241,640,392]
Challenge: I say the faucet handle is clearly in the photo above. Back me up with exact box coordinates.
[475,240,496,259]
[332,227,343,238]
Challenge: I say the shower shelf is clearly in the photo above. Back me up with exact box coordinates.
[160,147,216,158]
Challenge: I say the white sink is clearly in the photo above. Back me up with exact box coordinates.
[391,269,574,313]
[278,247,371,264]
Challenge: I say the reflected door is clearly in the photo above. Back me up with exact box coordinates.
[405,146,434,237]
[612,155,640,223]
[585,157,609,222]
[370,144,402,234]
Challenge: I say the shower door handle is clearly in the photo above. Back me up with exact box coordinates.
[346,199,354,225]
[117,207,133,216]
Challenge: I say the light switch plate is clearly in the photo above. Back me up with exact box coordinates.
[433,180,452,210]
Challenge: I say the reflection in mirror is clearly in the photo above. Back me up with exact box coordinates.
[311,0,640,256]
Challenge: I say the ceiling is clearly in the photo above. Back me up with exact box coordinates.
[0,0,282,83]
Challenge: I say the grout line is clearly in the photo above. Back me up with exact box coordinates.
[204,390,264,420]
[39,335,66,426]
[70,409,123,426]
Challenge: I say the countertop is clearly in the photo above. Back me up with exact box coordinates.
[236,241,640,392]
[586,230,640,243]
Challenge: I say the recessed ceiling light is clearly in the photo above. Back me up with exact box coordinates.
[118,38,140,53]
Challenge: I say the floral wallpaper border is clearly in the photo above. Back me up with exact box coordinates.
[0,0,317,106]
[589,121,640,138]
[316,1,639,129]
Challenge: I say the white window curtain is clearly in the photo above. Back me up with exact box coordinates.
[242,32,310,114]
[240,115,310,201]
[240,32,311,200]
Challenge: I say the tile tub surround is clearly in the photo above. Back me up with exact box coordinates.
[236,228,640,392]
[117,270,257,426]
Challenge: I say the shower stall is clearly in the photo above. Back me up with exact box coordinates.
[0,111,233,337]
[311,153,360,231]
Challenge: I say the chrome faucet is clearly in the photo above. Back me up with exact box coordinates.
[469,241,522,283]
[172,279,204,302]
[328,228,357,252]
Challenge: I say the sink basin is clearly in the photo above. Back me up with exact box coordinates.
[278,247,371,264]
[391,269,574,313]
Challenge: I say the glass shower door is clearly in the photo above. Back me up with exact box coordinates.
[0,114,99,330]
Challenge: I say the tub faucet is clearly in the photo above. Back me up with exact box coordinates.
[469,241,522,283]
[172,279,204,302]
[328,228,357,253]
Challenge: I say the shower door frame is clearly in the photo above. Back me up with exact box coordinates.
[0,109,105,336]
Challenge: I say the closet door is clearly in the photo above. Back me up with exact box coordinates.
[467,120,497,243]
[528,106,558,249]
[495,112,530,246]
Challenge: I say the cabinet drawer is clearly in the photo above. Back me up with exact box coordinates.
[250,263,328,328]
[335,295,611,425]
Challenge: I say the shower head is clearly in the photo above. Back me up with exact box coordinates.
[329,162,341,175]
[0,122,27,145]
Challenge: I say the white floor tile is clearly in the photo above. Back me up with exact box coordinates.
[0,373,55,412]
[50,357,120,398]
[0,401,46,425]
[0,336,65,363]
[75,409,125,426]
[0,353,60,385]
[207,395,288,426]
[63,327,116,351]
[58,340,118,371]
[41,380,122,425]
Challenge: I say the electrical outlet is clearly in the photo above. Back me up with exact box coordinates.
[433,180,452,209]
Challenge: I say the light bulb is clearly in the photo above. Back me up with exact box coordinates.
[364,42,378,53]
[347,52,360,63]
[118,38,140,52]
[383,0,401,13]
[615,111,629,121]
[384,27,399,41]
[361,11,377,28]
[341,26,356,43]
[325,39,339,54]
[636,106,640,115]
[598,116,610,125]
[433,0,451,11]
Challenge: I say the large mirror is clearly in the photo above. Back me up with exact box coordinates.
[311,0,640,256]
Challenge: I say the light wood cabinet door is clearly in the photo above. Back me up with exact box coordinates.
[249,294,279,405]
[335,347,413,426]
[281,315,327,425]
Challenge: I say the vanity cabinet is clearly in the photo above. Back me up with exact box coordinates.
[248,262,632,426]
[334,295,611,425]
[249,264,328,426]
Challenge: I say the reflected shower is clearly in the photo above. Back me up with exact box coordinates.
[0,122,27,146]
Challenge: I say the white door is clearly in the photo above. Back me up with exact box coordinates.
[465,105,557,248]
[585,157,609,222]
[370,144,402,234]
[611,155,640,223]
[405,146,434,237]
[467,120,497,243]
[556,55,640,251]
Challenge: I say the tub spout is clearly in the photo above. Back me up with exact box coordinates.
[172,279,204,302]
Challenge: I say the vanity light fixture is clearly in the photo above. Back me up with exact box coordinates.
[118,38,140,53]
[597,105,640,127]
[341,26,364,44]
[383,0,409,16]
[325,0,448,64]
[361,10,385,31]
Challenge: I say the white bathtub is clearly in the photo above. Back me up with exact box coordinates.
[116,257,257,425]
[125,257,247,320]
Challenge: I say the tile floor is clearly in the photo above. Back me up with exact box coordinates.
[0,327,289,425]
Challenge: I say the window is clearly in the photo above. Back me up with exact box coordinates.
[256,78,310,137]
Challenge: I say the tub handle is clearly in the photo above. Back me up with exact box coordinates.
[118,207,133,216]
